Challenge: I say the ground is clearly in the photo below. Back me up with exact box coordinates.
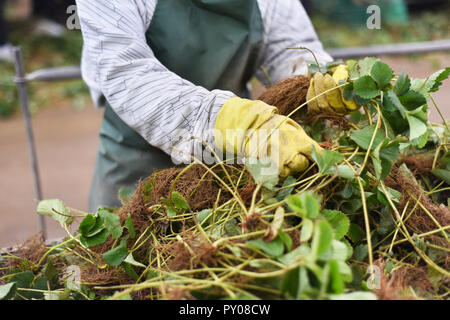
[0,54,449,247]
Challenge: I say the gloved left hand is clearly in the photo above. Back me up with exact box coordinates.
[306,65,359,116]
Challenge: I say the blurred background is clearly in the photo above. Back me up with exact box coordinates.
[0,0,449,247]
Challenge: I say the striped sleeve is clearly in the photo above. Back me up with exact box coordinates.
[76,0,235,164]
[256,0,333,86]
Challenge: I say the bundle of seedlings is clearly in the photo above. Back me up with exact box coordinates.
[0,57,449,301]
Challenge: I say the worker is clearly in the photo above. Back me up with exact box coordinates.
[76,0,358,212]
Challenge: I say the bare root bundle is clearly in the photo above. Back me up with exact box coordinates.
[386,166,450,234]
[257,75,310,117]
[6,232,47,268]
[156,232,218,272]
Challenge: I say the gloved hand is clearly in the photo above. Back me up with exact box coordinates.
[214,97,322,177]
[306,65,359,116]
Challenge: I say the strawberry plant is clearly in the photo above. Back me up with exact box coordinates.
[0,57,448,300]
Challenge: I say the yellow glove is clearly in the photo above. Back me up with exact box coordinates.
[307,65,359,116]
[214,97,322,177]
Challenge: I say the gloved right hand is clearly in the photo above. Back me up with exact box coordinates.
[306,65,359,116]
[214,97,322,177]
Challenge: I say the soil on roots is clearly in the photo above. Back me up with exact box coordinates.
[372,259,441,300]
[144,165,232,211]
[258,75,310,117]
[385,166,450,234]
[138,165,255,212]
[90,164,256,258]
[399,155,436,176]
[373,259,414,300]
[156,232,218,272]
[6,232,47,269]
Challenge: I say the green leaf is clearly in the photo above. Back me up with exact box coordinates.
[383,91,399,112]
[37,199,74,227]
[353,75,379,99]
[348,224,365,243]
[370,61,393,89]
[324,165,355,180]
[380,158,395,180]
[411,67,450,98]
[355,57,379,77]
[280,268,299,298]
[407,114,428,141]
[378,185,402,204]
[429,67,450,92]
[432,169,450,185]
[80,229,109,247]
[329,260,345,294]
[84,215,105,237]
[278,245,310,266]
[288,191,322,219]
[245,237,284,258]
[277,176,296,201]
[171,192,189,211]
[399,90,427,111]
[343,82,355,101]
[161,199,178,217]
[124,214,136,239]
[350,125,385,150]
[297,266,312,299]
[302,193,320,220]
[439,151,450,168]
[10,272,34,299]
[321,210,350,240]
[43,259,58,283]
[380,141,400,163]
[102,237,129,266]
[79,214,96,236]
[278,230,293,252]
[98,209,123,240]
[287,194,304,217]
[331,240,352,261]
[122,262,139,281]
[300,218,314,242]
[0,283,16,300]
[124,253,146,268]
[393,72,411,96]
[372,156,383,180]
[311,148,344,173]
[195,209,213,225]
[311,220,333,258]
[410,131,429,149]
[244,157,279,190]
[353,244,368,261]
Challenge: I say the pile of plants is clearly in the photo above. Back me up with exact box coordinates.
[0,58,449,300]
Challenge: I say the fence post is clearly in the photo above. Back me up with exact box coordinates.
[13,46,47,239]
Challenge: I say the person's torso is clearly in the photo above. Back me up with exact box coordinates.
[146,0,264,96]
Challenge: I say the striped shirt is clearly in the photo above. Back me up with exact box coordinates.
[76,0,332,163]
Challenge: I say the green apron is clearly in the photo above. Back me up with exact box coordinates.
[89,0,263,211]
